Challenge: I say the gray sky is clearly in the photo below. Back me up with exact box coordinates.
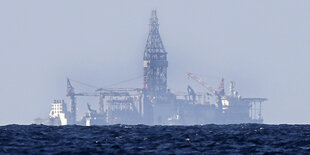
[0,0,309,125]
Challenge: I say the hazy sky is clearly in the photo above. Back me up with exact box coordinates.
[0,1,309,125]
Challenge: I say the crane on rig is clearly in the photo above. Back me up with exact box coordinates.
[185,72,225,110]
[66,78,99,124]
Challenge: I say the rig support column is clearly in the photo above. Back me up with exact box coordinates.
[66,78,76,124]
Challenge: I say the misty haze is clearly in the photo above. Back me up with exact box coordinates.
[0,1,310,124]
[1,1,310,154]
[1,1,309,125]
[0,1,310,125]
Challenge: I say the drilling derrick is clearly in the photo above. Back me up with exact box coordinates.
[143,10,168,97]
[142,10,169,124]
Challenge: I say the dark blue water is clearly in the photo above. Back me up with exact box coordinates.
[0,124,310,154]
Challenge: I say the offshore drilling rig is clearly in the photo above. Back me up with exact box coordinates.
[42,10,267,126]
